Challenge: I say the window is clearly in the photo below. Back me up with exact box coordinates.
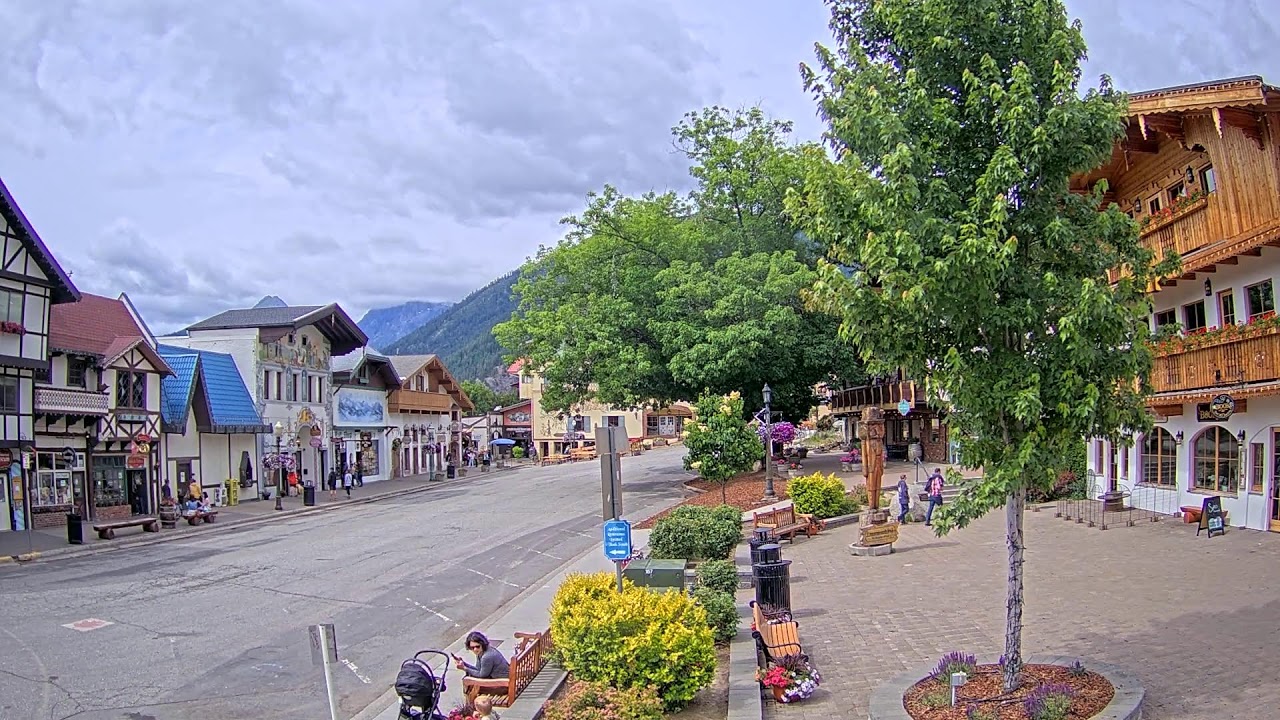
[1154,309,1177,328]
[0,376,17,413]
[92,455,127,508]
[1167,182,1185,203]
[1201,165,1216,194]
[606,415,623,428]
[1120,445,1129,479]
[318,377,325,401]
[285,372,297,402]
[1148,196,1162,215]
[33,451,75,507]
[1141,429,1177,487]
[262,369,272,400]
[67,358,87,388]
[1193,426,1240,493]
[1094,439,1103,476]
[1250,442,1265,494]
[1246,279,1275,320]
[1182,300,1206,332]
[415,375,425,391]
[0,288,20,323]
[33,365,49,384]
[646,416,660,435]
[275,371,282,400]
[1108,444,1117,487]
[303,373,312,403]
[115,371,145,408]
[1218,290,1236,326]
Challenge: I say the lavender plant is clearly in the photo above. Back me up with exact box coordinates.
[930,651,976,683]
[1022,682,1076,720]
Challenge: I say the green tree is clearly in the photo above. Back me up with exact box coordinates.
[459,379,517,415]
[682,392,763,503]
[494,107,863,421]
[790,0,1168,691]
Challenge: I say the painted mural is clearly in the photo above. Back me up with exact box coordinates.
[336,389,386,425]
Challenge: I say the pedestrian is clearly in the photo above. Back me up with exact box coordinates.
[925,468,945,526]
[453,631,510,679]
[896,474,910,523]
[343,466,354,498]
[473,695,500,720]
[327,467,339,500]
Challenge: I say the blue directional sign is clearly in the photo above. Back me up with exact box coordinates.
[603,519,632,561]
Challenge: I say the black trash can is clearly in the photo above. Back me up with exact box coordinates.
[303,485,316,506]
[752,559,792,614]
[66,513,84,545]
[446,464,456,479]
[756,542,782,564]
[748,529,774,565]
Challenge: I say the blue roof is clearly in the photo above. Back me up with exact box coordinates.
[158,344,269,434]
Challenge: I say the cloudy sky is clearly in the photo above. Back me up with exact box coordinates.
[0,0,1276,332]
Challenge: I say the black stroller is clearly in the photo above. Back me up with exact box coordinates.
[395,649,450,720]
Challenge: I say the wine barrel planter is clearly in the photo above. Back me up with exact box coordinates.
[158,506,178,529]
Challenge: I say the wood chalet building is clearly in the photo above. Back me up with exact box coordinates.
[1078,75,1280,533]
[827,372,952,464]
[384,354,474,477]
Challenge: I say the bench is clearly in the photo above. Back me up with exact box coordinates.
[93,517,159,540]
[539,454,568,466]
[184,509,219,526]
[750,600,803,667]
[752,505,823,543]
[569,447,597,461]
[462,629,553,707]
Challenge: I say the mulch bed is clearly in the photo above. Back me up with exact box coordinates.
[634,471,789,529]
[666,644,731,719]
[903,664,1114,719]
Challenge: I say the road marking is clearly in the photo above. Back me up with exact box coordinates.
[406,597,458,626]
[512,545,563,560]
[342,658,372,684]
[62,618,113,632]
[467,568,521,588]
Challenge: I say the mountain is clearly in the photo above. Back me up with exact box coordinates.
[357,301,453,350]
[384,270,520,380]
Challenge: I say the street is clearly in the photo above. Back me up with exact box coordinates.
[0,449,689,720]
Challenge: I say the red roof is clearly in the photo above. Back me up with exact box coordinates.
[50,293,146,356]
[507,359,525,374]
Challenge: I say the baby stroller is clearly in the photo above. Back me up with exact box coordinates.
[396,649,450,720]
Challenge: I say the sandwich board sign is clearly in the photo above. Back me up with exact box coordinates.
[1197,496,1226,538]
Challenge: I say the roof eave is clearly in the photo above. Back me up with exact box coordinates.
[0,177,81,305]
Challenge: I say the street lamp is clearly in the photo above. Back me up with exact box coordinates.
[427,424,437,481]
[273,421,285,511]
[763,383,775,499]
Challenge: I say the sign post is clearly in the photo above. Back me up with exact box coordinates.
[597,426,627,591]
[309,623,340,720]
[1197,496,1226,538]
[603,519,632,592]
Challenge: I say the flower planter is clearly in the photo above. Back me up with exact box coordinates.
[772,686,786,703]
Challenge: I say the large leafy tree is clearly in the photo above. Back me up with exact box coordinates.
[495,107,862,421]
[459,380,517,415]
[790,0,1167,690]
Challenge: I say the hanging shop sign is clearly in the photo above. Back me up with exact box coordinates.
[126,454,146,469]
[0,448,12,471]
[1196,394,1242,422]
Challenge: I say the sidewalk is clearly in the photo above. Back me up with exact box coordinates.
[0,466,517,562]
[354,528,652,720]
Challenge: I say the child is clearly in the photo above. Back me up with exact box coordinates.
[473,695,500,720]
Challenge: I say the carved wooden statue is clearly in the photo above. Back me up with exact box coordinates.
[860,407,886,510]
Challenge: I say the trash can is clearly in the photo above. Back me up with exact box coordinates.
[752,559,792,614]
[748,528,771,565]
[303,485,316,506]
[446,464,456,479]
[67,513,84,545]
[756,542,782,564]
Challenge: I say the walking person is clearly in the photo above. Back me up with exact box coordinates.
[327,467,339,500]
[343,466,354,498]
[896,474,910,523]
[924,468,945,526]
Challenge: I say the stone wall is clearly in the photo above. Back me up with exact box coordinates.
[95,504,133,521]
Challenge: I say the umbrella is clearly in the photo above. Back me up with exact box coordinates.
[489,438,516,446]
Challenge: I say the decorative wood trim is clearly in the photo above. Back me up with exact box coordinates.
[1213,107,1265,150]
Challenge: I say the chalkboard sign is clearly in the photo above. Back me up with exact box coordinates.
[1197,496,1226,537]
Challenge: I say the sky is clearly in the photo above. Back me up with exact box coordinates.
[0,0,1276,333]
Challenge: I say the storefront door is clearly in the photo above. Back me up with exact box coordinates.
[126,469,148,515]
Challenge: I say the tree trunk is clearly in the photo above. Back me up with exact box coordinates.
[1002,485,1026,692]
[721,483,728,505]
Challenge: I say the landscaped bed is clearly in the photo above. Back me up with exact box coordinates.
[635,470,789,528]
[667,644,730,720]
[902,661,1114,720]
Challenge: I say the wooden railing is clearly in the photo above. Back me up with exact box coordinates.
[388,389,455,413]
[1140,194,1217,262]
[1151,327,1280,393]
[830,381,921,414]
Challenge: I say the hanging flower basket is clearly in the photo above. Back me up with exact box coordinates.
[262,453,296,471]
[0,321,25,335]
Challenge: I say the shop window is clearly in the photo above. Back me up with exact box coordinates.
[1182,300,1206,332]
[1246,279,1275,320]
[1201,165,1216,194]
[0,288,20,324]
[1192,426,1240,494]
[1140,428,1177,487]
[33,451,75,508]
[93,455,127,508]
[1154,309,1177,328]
[1250,442,1265,494]
[646,416,659,435]
[1218,290,1236,326]
[606,415,623,428]
[0,376,18,413]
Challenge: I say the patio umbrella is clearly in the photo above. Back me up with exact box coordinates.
[489,438,516,446]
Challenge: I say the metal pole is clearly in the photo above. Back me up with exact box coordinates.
[319,625,340,720]
[763,400,775,498]
[275,436,284,511]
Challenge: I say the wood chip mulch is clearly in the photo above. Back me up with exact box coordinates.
[634,471,789,529]
[903,664,1114,719]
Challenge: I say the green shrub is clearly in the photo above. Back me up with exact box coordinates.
[648,518,703,560]
[693,587,739,643]
[511,446,525,459]
[708,504,743,525]
[550,572,716,709]
[650,505,743,561]
[702,518,744,560]
[789,472,849,518]
[696,559,739,595]
[541,679,664,720]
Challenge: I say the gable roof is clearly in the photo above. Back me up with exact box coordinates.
[385,353,474,412]
[158,344,270,434]
[50,293,173,374]
[184,302,368,355]
[0,177,80,305]
[331,348,402,389]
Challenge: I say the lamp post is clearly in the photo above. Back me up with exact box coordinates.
[427,425,436,481]
[273,421,284,511]
[763,383,775,499]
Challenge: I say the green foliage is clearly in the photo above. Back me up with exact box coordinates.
[459,380,518,415]
[549,572,716,709]
[650,505,743,561]
[788,472,849,518]
[647,518,703,561]
[494,107,864,420]
[693,587,740,643]
[386,271,519,381]
[696,559,740,596]
[683,393,762,502]
[511,446,525,459]
[541,680,664,720]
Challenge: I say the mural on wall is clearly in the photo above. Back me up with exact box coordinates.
[337,389,385,425]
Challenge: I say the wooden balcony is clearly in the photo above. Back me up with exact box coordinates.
[1142,193,1217,263]
[388,389,455,414]
[34,386,109,415]
[830,381,927,415]
[1151,324,1280,395]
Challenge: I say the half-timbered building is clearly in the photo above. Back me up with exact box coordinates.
[385,354,473,477]
[0,179,80,532]
[330,349,401,483]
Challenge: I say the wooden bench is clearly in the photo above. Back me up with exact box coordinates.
[569,447,597,461]
[750,600,803,666]
[462,629,553,707]
[539,454,568,466]
[93,517,159,540]
[184,509,219,526]
[752,505,824,543]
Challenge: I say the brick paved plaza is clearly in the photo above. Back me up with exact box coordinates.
[764,503,1280,720]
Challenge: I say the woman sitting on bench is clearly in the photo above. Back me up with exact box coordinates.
[453,631,509,678]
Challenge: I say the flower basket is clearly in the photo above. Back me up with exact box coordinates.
[0,321,24,336]
[757,656,821,703]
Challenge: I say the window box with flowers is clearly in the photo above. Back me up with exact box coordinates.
[1140,190,1209,236]
[1152,311,1280,356]
[0,321,25,336]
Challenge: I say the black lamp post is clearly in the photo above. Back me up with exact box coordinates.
[273,421,284,511]
[763,383,775,499]
[427,425,437,481]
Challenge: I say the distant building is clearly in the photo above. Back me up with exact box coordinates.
[383,354,473,477]
[330,348,401,483]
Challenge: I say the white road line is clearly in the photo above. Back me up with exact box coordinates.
[341,658,372,684]
[406,597,458,625]
[512,545,563,560]
[467,568,521,588]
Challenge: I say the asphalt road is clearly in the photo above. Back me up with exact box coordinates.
[0,448,690,720]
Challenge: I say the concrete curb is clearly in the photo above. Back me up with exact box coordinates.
[868,654,1145,720]
[727,621,763,720]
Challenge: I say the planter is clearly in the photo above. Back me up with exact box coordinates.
[772,686,786,703]
[841,462,852,472]
[159,506,178,529]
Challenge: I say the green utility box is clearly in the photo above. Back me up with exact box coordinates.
[623,559,687,591]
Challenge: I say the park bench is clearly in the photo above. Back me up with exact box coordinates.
[750,600,803,667]
[184,509,219,526]
[462,629,553,707]
[569,447,597,461]
[539,454,568,466]
[92,517,159,540]
[752,505,823,543]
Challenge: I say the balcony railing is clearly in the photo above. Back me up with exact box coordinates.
[34,386,109,415]
[388,389,455,414]
[1151,324,1280,394]
[830,381,923,414]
